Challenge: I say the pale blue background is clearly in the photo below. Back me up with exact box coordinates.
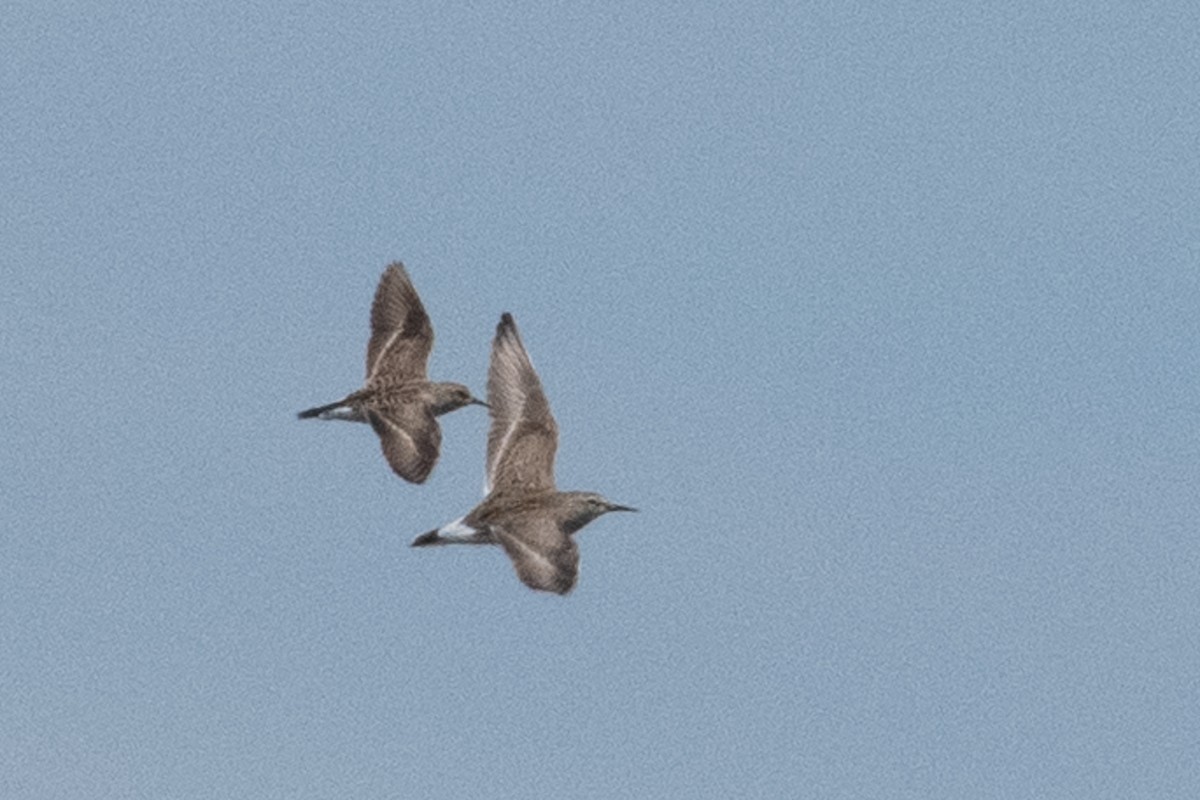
[4,3,1198,798]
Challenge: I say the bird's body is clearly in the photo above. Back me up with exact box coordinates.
[297,263,485,483]
[411,313,634,594]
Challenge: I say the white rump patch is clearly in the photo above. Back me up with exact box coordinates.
[320,407,361,422]
[436,516,478,542]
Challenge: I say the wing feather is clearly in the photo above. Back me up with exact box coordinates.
[365,263,434,383]
[485,314,557,493]
[367,407,441,484]
[494,518,579,595]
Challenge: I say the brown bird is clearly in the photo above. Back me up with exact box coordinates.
[297,262,486,483]
[411,313,635,594]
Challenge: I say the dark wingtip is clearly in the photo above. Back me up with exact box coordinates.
[496,313,524,348]
[392,462,432,485]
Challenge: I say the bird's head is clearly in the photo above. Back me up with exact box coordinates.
[431,382,488,415]
[562,492,638,533]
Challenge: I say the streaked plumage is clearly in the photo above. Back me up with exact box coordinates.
[297,262,485,483]
[411,313,635,594]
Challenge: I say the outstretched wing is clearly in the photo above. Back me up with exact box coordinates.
[367,406,441,484]
[365,263,434,383]
[494,517,579,595]
[485,313,558,494]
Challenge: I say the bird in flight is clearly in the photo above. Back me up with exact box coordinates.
[298,262,486,484]
[411,313,635,594]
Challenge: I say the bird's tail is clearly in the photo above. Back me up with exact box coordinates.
[296,399,349,420]
[410,530,441,547]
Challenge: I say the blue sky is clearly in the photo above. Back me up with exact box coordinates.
[4,3,1198,798]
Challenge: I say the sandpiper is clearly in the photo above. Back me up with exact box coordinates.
[297,262,486,484]
[411,313,635,594]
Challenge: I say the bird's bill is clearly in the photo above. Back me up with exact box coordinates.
[608,503,638,513]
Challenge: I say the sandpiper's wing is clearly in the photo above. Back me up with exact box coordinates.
[485,313,558,493]
[366,406,441,484]
[365,263,434,383]
[494,517,579,595]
